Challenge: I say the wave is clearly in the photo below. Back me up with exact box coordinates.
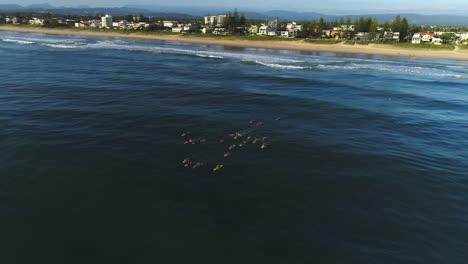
[39,43,85,49]
[316,63,468,79]
[255,61,313,70]
[86,40,305,64]
[0,38,34,44]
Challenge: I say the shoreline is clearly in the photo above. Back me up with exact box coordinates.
[2,26,468,61]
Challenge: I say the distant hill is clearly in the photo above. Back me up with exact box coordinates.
[0,4,23,10]
[1,4,468,25]
[26,3,54,9]
[0,5,195,18]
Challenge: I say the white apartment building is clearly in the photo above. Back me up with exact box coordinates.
[101,14,113,28]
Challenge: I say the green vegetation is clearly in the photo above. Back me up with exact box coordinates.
[355,40,370,45]
[304,39,341,44]
[344,40,355,45]
[181,33,300,41]
[440,33,460,43]
[378,42,455,50]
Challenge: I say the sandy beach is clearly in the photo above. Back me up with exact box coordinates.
[2,26,468,61]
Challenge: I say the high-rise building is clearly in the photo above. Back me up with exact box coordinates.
[101,14,113,28]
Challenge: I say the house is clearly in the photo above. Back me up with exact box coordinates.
[162,21,177,28]
[172,27,184,33]
[322,29,333,38]
[201,27,213,34]
[29,18,44,25]
[280,31,290,37]
[383,31,399,41]
[268,19,279,28]
[411,33,422,44]
[112,20,128,28]
[183,24,199,32]
[213,28,226,35]
[90,20,102,28]
[421,32,435,42]
[355,32,369,40]
[258,25,275,36]
[248,25,258,35]
[286,22,302,37]
[6,17,18,24]
[432,37,443,45]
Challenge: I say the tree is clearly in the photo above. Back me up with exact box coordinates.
[125,14,134,22]
[339,17,345,26]
[391,15,401,32]
[239,14,246,26]
[399,17,409,41]
[440,32,459,44]
[369,18,379,40]
[382,20,390,32]
[346,17,352,26]
[317,17,325,36]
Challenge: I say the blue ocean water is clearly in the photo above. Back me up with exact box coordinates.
[1,31,468,263]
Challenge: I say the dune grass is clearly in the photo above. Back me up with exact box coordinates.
[377,42,455,50]
[304,39,342,44]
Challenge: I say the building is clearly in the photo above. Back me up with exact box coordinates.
[432,37,443,45]
[286,22,302,37]
[249,25,258,35]
[101,14,113,28]
[280,31,290,37]
[29,18,44,25]
[172,27,184,33]
[411,33,422,44]
[162,21,177,28]
[212,28,226,35]
[354,32,369,40]
[112,20,128,28]
[204,15,227,26]
[421,32,435,42]
[258,25,275,36]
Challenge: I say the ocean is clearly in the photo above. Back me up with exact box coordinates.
[1,30,467,264]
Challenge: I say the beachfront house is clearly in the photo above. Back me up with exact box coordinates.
[112,20,128,29]
[383,31,399,42]
[183,24,199,32]
[280,31,291,37]
[411,33,422,44]
[162,21,177,28]
[29,18,44,25]
[286,22,302,37]
[201,27,213,34]
[249,25,258,35]
[212,28,226,35]
[258,25,276,36]
[421,33,435,42]
[172,27,184,33]
[432,37,443,45]
[355,32,369,40]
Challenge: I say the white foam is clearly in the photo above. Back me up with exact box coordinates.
[256,62,311,70]
[1,38,34,44]
[86,40,305,63]
[41,43,84,49]
[195,54,224,59]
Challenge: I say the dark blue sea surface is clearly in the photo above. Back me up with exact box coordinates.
[1,31,468,264]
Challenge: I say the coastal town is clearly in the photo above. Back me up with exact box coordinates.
[1,12,468,46]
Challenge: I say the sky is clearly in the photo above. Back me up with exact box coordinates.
[7,0,468,15]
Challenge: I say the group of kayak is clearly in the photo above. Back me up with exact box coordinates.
[180,116,282,172]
